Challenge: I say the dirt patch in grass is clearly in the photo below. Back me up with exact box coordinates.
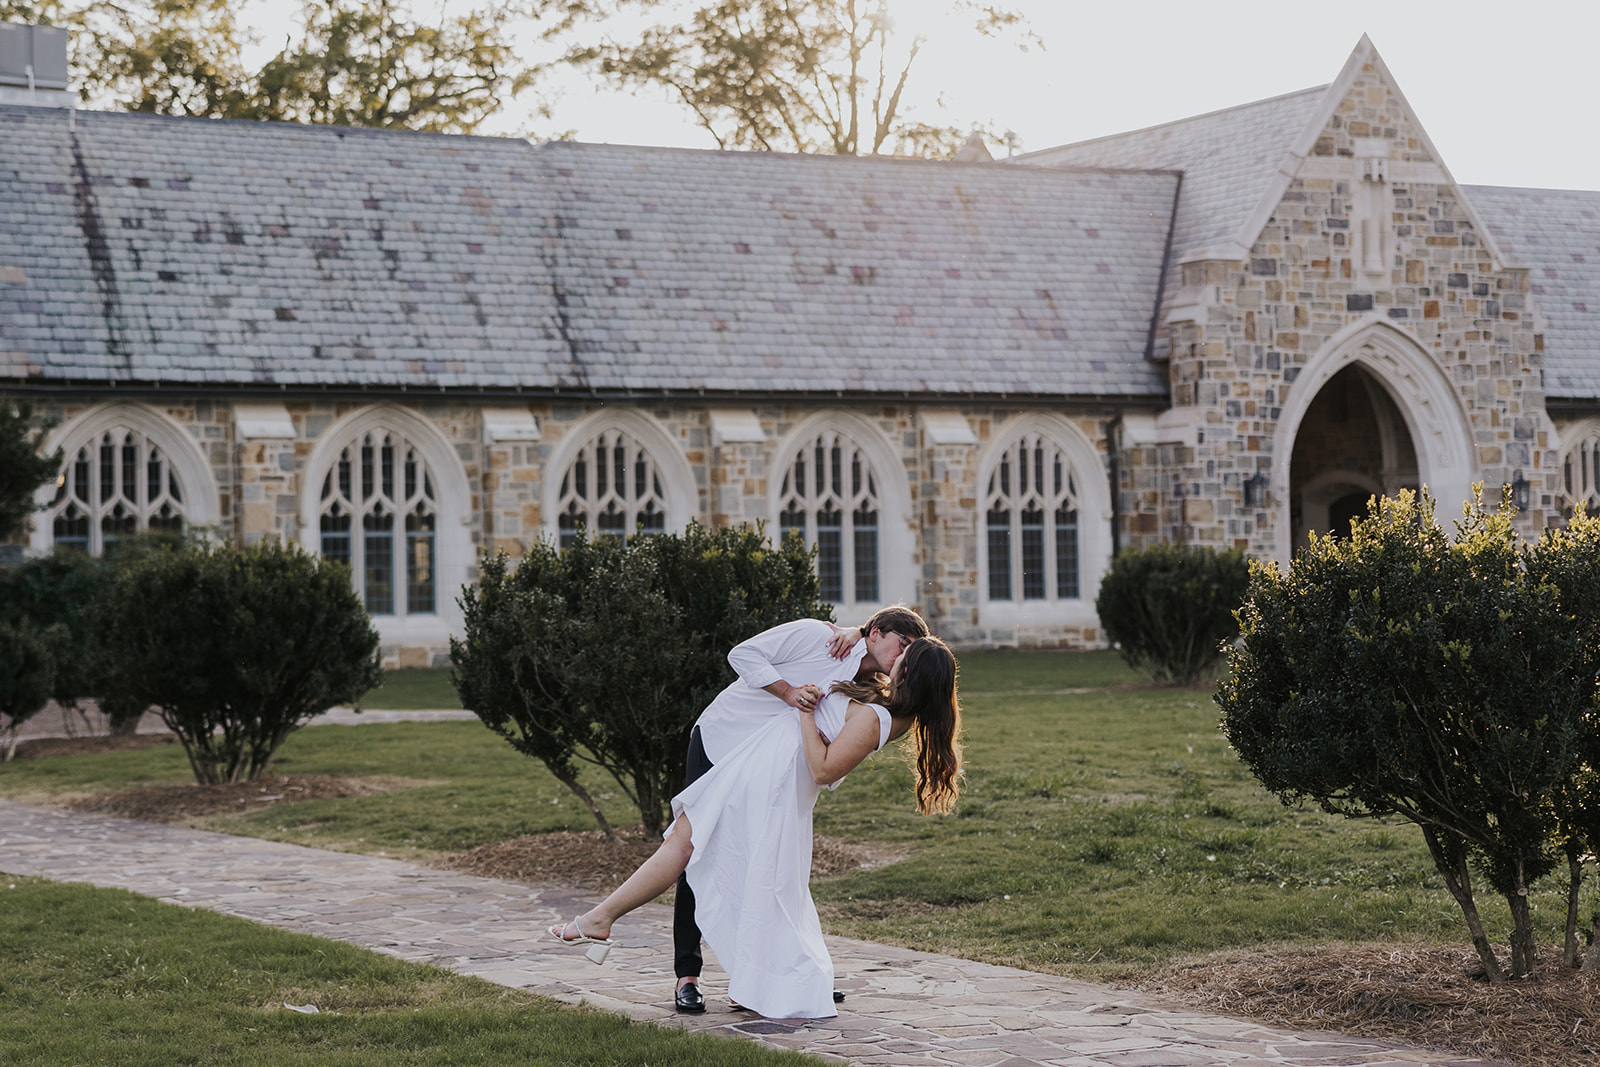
[441,825,908,892]
[1144,942,1600,1067]
[68,774,431,821]
[10,732,179,761]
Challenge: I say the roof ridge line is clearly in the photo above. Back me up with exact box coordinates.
[1018,84,1328,159]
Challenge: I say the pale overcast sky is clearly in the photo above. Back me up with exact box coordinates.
[241,0,1599,191]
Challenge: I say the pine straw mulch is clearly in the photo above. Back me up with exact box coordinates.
[9,731,179,761]
[67,774,430,821]
[1142,941,1600,1067]
[440,825,909,892]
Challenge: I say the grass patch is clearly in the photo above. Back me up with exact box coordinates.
[0,722,643,858]
[0,650,1579,985]
[0,875,816,1067]
[357,669,463,710]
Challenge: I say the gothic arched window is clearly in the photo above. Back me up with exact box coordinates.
[985,432,1081,601]
[318,429,438,616]
[779,431,880,605]
[556,428,668,547]
[1564,432,1600,515]
[48,426,186,554]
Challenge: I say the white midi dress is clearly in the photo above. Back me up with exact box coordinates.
[668,691,892,1020]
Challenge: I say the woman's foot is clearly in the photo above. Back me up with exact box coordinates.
[549,912,612,943]
[548,915,614,964]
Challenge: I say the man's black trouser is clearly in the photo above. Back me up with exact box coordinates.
[673,725,713,979]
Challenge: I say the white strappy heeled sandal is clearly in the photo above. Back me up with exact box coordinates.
[548,917,613,964]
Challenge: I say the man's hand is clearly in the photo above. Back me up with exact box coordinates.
[766,679,825,711]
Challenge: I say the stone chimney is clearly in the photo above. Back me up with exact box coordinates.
[0,22,76,107]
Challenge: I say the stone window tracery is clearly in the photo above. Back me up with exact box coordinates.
[779,431,879,605]
[985,432,1080,602]
[48,426,186,554]
[556,428,668,547]
[1564,432,1600,514]
[318,429,437,616]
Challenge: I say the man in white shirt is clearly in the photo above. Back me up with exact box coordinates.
[673,606,929,1013]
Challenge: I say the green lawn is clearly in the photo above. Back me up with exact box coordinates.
[357,668,464,710]
[0,649,1574,984]
[0,876,816,1067]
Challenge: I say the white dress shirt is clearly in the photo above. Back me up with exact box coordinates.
[693,618,870,765]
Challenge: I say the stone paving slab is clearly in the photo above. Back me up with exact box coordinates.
[0,799,1508,1067]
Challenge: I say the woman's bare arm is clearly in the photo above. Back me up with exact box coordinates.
[797,701,882,786]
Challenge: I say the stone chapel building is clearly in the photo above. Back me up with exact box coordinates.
[3,36,1597,666]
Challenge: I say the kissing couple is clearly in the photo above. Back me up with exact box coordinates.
[549,606,961,1019]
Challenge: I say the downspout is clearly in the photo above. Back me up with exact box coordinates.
[1104,412,1123,557]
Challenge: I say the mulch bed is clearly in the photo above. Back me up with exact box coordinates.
[67,774,419,820]
[1143,942,1600,1067]
[441,825,906,892]
[9,732,179,761]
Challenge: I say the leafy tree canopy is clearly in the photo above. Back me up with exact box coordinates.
[2,0,579,133]
[569,0,1040,156]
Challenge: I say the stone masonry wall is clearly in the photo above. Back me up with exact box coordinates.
[1156,62,1556,555]
[14,397,1121,662]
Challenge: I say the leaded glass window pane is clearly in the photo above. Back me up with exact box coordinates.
[556,430,670,545]
[406,511,435,614]
[985,432,1082,602]
[986,506,1011,600]
[1020,505,1045,600]
[779,431,882,607]
[318,429,437,617]
[1055,506,1080,599]
[47,429,187,555]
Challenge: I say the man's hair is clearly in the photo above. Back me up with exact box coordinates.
[863,605,930,642]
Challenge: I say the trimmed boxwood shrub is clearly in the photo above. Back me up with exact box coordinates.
[97,540,382,783]
[0,535,187,734]
[452,523,830,836]
[0,619,60,759]
[1094,543,1249,685]
[1218,489,1600,980]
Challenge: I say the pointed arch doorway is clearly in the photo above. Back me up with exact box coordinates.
[1267,318,1478,565]
[1289,364,1419,545]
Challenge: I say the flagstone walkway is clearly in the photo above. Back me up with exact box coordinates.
[0,798,1504,1067]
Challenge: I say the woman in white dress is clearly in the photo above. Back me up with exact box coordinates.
[548,635,963,1019]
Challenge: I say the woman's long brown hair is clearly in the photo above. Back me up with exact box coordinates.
[831,636,962,814]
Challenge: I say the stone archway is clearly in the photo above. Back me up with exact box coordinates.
[1289,364,1418,544]
[1269,317,1477,564]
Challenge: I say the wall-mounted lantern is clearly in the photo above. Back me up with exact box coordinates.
[1243,471,1269,509]
[1510,469,1530,513]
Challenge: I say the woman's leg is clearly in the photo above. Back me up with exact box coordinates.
[560,812,695,941]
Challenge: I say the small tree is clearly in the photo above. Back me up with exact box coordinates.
[0,396,62,542]
[453,522,830,835]
[1219,489,1598,980]
[98,540,382,783]
[1095,543,1249,685]
[0,619,60,760]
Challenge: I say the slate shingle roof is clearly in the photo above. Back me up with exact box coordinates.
[1464,184,1600,400]
[540,142,1176,397]
[0,106,1175,399]
[0,105,570,388]
[1015,87,1328,267]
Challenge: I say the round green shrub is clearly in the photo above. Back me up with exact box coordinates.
[98,540,382,783]
[1093,543,1249,685]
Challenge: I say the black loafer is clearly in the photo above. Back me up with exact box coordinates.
[674,981,706,1014]
[833,990,845,1003]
